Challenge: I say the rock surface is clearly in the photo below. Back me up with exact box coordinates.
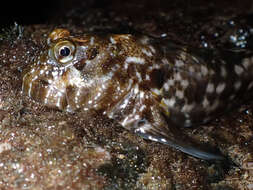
[0,0,253,189]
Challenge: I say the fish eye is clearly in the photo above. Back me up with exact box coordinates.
[53,40,75,64]
[59,46,71,57]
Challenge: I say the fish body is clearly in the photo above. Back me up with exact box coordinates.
[22,26,253,160]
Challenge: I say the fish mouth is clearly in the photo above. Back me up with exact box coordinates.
[22,63,69,110]
[21,61,90,112]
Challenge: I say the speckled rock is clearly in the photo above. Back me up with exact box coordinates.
[0,0,253,190]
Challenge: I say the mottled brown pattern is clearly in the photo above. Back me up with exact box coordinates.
[22,25,253,160]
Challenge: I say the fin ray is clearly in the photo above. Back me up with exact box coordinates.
[135,122,225,161]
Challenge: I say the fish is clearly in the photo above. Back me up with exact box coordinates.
[21,23,253,160]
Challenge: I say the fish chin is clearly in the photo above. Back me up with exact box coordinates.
[22,61,69,110]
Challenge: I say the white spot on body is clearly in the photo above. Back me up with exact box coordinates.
[140,105,146,112]
[56,95,61,108]
[200,65,209,76]
[216,83,226,94]
[148,45,156,53]
[31,75,38,82]
[52,70,59,77]
[148,136,159,142]
[90,37,95,45]
[134,115,140,120]
[189,66,195,73]
[161,58,169,65]
[94,92,102,101]
[140,91,145,99]
[184,119,192,127]
[163,98,176,107]
[147,64,161,72]
[110,36,116,44]
[206,83,215,93]
[145,74,150,81]
[242,58,251,69]
[202,97,209,108]
[136,72,142,82]
[101,84,107,90]
[234,65,244,75]
[120,114,140,128]
[154,64,161,69]
[180,50,187,61]
[163,82,169,91]
[40,69,45,75]
[0,142,11,154]
[135,122,152,134]
[175,60,184,67]
[120,117,129,126]
[220,66,227,78]
[141,48,152,57]
[134,85,139,94]
[120,35,130,40]
[181,103,194,112]
[181,80,189,88]
[28,81,33,97]
[124,62,129,70]
[175,90,184,99]
[85,60,92,66]
[167,79,175,87]
[126,79,133,91]
[174,73,182,81]
[184,113,190,118]
[151,88,161,96]
[44,86,53,104]
[234,81,242,90]
[125,57,145,64]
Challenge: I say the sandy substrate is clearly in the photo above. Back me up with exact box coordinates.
[0,0,253,189]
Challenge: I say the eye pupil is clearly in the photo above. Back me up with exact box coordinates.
[60,47,71,57]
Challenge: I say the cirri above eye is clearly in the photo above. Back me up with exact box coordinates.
[53,40,76,63]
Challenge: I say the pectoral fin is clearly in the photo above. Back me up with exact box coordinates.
[107,87,224,160]
[134,119,225,161]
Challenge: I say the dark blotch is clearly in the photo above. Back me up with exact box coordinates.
[74,59,86,71]
[87,47,99,60]
[150,69,165,89]
[38,79,49,87]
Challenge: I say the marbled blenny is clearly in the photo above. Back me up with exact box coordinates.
[22,26,253,160]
